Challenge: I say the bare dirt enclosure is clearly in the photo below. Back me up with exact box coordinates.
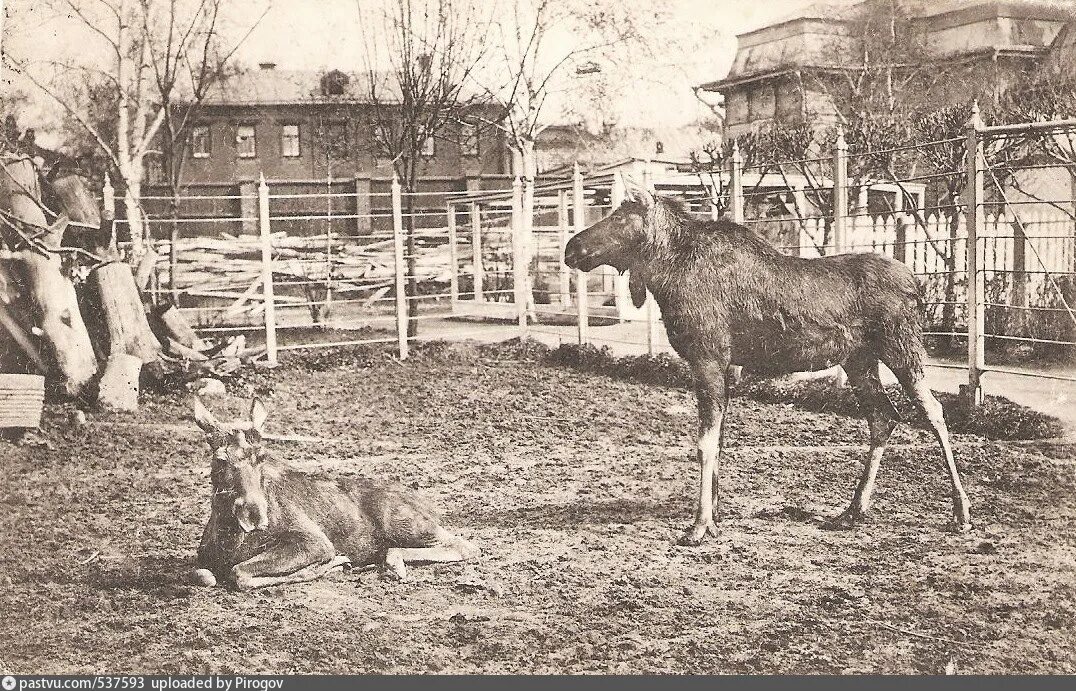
[1,341,1075,674]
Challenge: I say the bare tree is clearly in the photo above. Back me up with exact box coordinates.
[478,2,648,210]
[996,68,1076,221]
[5,0,265,257]
[151,0,267,299]
[358,0,488,338]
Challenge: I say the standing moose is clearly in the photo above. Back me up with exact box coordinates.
[564,179,971,545]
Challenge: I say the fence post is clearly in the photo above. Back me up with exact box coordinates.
[1011,217,1026,309]
[391,174,408,360]
[447,201,459,313]
[573,162,589,345]
[831,128,850,387]
[257,174,278,367]
[965,103,986,406]
[511,175,527,336]
[832,125,848,256]
[557,189,571,308]
[643,166,659,356]
[610,173,626,320]
[729,142,744,225]
[470,201,483,302]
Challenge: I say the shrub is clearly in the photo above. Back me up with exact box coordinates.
[542,343,1064,441]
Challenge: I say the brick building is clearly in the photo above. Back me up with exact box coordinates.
[143,63,512,236]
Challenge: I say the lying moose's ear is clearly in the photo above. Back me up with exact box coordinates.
[621,175,654,210]
[249,399,268,435]
[193,397,225,437]
[628,270,648,309]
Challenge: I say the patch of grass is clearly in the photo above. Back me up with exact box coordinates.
[545,343,1066,441]
[238,338,1064,441]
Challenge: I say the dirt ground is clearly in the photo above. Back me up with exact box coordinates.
[2,344,1075,674]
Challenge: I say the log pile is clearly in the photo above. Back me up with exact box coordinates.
[0,155,261,414]
[158,231,458,302]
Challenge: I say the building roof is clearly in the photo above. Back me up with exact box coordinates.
[201,67,400,106]
[535,123,715,173]
[700,0,1075,93]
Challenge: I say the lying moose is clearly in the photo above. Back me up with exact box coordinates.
[190,398,479,589]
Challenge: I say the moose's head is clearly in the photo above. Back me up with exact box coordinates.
[563,175,656,275]
[193,398,271,533]
[564,175,670,308]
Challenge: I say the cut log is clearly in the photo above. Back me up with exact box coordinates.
[1,159,97,396]
[164,338,208,361]
[97,353,141,411]
[87,262,162,364]
[14,250,98,396]
[153,303,207,350]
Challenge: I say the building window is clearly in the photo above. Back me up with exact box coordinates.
[421,134,435,157]
[461,122,480,157]
[236,124,256,158]
[191,125,210,158]
[281,124,300,157]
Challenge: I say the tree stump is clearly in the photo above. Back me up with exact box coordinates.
[15,249,98,397]
[87,262,162,364]
[97,353,141,411]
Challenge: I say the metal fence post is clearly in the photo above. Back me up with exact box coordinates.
[832,125,849,256]
[511,175,527,336]
[573,163,589,345]
[642,166,659,356]
[608,173,625,302]
[965,102,986,406]
[257,174,278,367]
[391,174,408,359]
[729,142,744,225]
[557,189,571,308]
[447,202,459,313]
[831,128,850,387]
[470,201,483,302]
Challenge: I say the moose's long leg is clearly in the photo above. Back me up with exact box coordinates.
[384,527,480,580]
[230,532,338,590]
[892,367,972,532]
[826,358,898,529]
[679,360,728,546]
[237,555,351,590]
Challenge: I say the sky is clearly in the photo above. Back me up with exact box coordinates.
[228,0,823,126]
[2,0,825,143]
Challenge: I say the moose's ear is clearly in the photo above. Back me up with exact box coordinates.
[628,270,648,309]
[193,397,224,436]
[249,399,268,434]
[622,175,655,210]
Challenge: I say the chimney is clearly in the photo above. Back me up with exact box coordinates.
[258,62,277,70]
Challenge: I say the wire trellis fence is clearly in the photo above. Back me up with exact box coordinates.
[117,115,1076,402]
